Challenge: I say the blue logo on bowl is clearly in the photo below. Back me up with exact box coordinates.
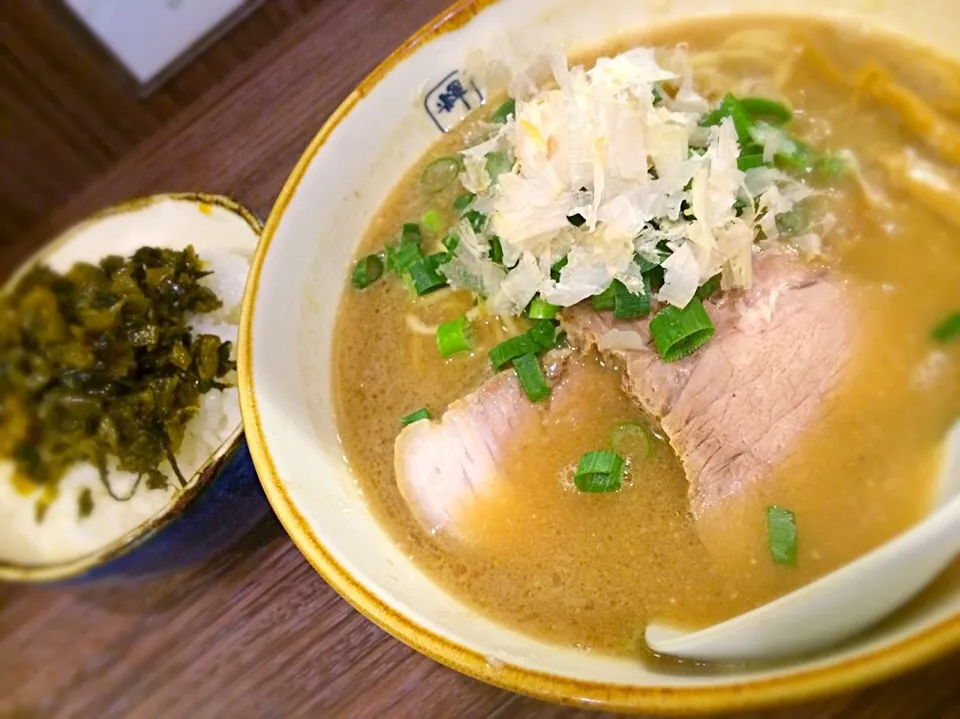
[424,70,485,132]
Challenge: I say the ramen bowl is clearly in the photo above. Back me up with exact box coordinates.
[0,194,271,585]
[239,0,960,712]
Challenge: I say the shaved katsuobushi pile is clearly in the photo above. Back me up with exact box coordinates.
[331,17,960,659]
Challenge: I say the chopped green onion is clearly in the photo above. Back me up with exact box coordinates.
[701,93,753,147]
[649,299,716,362]
[421,156,463,194]
[740,97,793,125]
[489,236,504,264]
[591,284,616,311]
[442,232,460,253]
[402,222,422,244]
[634,248,669,273]
[513,353,550,402]
[776,203,810,237]
[488,334,538,371]
[613,279,651,320]
[528,297,560,320]
[400,408,431,426]
[737,153,767,171]
[652,84,667,105]
[932,312,960,343]
[527,320,559,350]
[436,315,472,357]
[453,192,476,210]
[696,274,722,301]
[386,241,423,274]
[351,254,384,289]
[464,209,487,233]
[775,138,819,173]
[421,209,443,232]
[609,422,651,460]
[814,154,847,177]
[406,254,448,295]
[766,506,798,565]
[550,257,568,281]
[574,450,624,493]
[485,151,513,183]
[733,195,752,214]
[491,98,516,124]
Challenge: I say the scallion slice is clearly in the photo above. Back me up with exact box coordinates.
[386,241,423,274]
[422,209,442,232]
[740,97,793,125]
[513,353,550,402]
[550,257,568,282]
[453,192,476,210]
[701,93,753,146]
[814,154,847,177]
[649,299,716,362]
[932,312,960,343]
[406,254,448,296]
[527,320,559,350]
[766,506,798,565]
[489,236,504,264]
[464,209,487,233]
[696,274,722,301]
[775,138,818,173]
[528,297,560,320]
[442,232,460,253]
[436,315,472,357]
[491,98,516,124]
[402,222,422,244]
[351,254,384,289]
[400,408,431,426]
[489,334,538,371]
[591,284,616,311]
[421,156,463,194]
[634,248,669,273]
[574,450,624,493]
[613,279,651,320]
[485,151,512,183]
[609,422,651,460]
[737,153,766,171]
[776,203,810,237]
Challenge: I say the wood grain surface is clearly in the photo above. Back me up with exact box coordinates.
[1,0,959,717]
[0,0,323,247]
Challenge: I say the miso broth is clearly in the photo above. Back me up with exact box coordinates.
[330,15,960,657]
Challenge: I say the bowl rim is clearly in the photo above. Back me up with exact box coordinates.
[237,0,960,712]
[0,192,261,584]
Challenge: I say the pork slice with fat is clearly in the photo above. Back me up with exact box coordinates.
[562,256,851,516]
[395,351,574,536]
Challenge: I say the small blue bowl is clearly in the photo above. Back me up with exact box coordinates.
[0,194,272,584]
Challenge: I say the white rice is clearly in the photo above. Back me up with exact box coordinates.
[0,247,249,566]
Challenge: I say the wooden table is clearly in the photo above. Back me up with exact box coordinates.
[2,1,959,716]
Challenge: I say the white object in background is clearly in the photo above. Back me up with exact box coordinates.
[646,419,960,662]
[63,0,249,85]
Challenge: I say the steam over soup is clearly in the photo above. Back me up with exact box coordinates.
[331,16,960,658]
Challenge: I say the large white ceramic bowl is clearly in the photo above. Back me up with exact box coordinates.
[239,0,960,712]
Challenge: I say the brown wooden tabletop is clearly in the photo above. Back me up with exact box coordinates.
[2,1,959,717]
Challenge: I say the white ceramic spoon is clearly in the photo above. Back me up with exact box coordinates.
[645,419,960,663]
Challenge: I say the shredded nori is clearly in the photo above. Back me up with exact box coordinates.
[0,245,234,520]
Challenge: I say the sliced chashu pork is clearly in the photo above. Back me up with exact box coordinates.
[562,255,851,516]
[395,351,574,535]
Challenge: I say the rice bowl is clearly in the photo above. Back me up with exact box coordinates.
[0,194,266,581]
